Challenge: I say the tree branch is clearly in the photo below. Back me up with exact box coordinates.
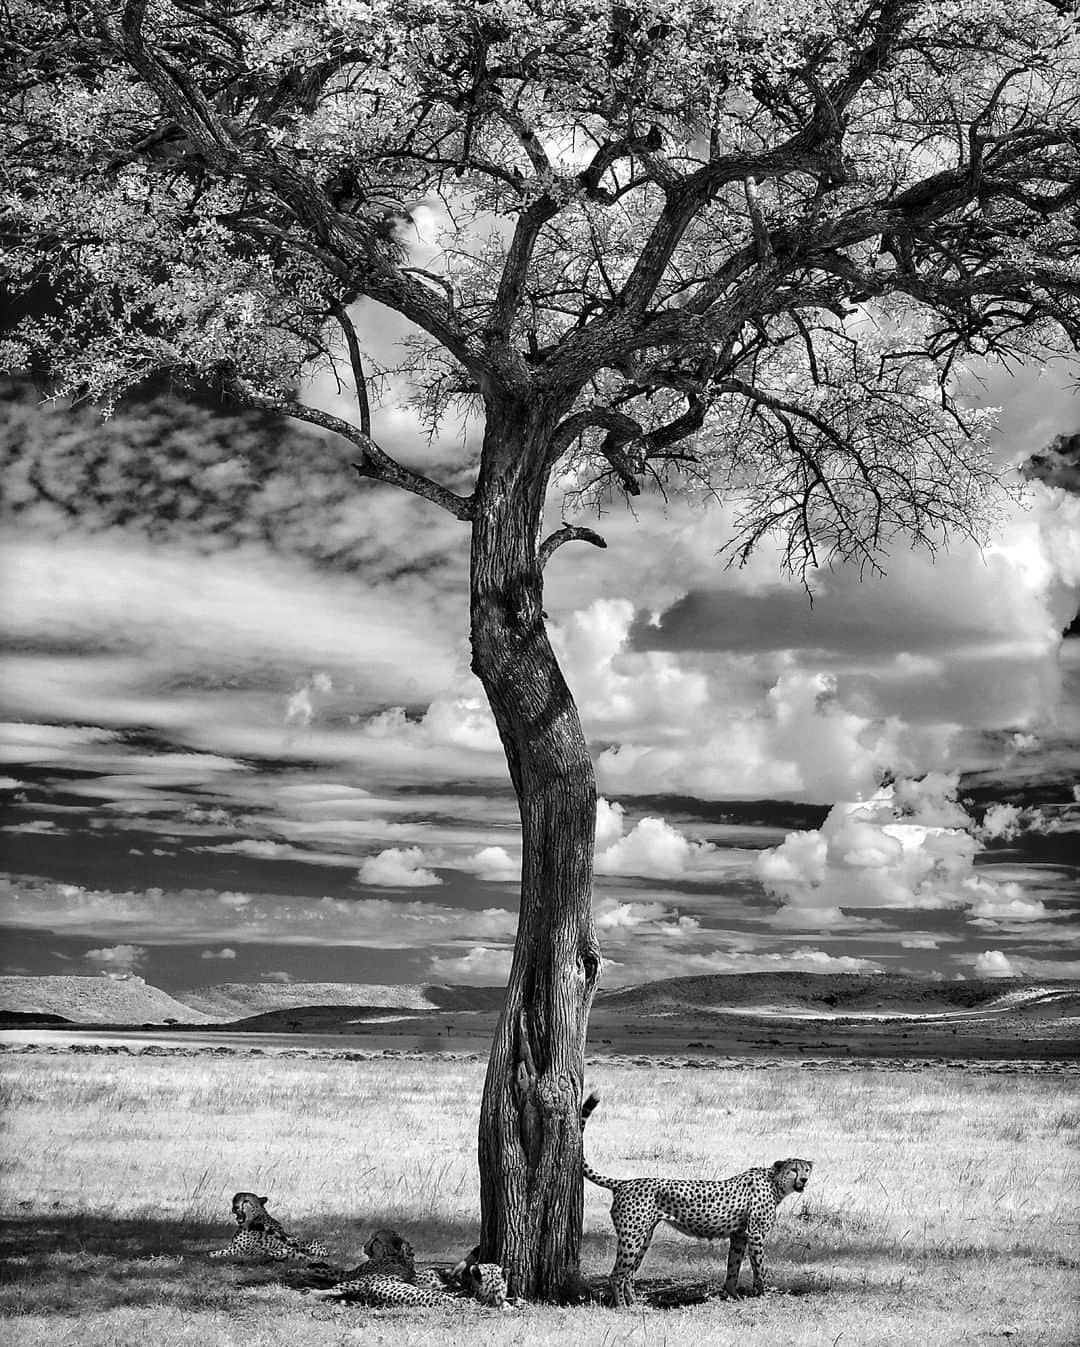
[92,2,498,393]
[223,382,474,521]
[549,407,644,494]
[538,524,607,569]
[330,300,372,439]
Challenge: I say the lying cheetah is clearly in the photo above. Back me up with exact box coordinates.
[305,1255,507,1309]
[208,1191,329,1262]
[297,1226,415,1287]
[581,1092,811,1306]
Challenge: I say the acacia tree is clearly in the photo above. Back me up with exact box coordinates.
[3,0,1079,1299]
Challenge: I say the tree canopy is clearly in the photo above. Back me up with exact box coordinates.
[4,0,1078,576]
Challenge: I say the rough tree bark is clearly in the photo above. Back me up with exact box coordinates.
[470,396,603,1301]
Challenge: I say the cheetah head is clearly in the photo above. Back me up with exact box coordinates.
[363,1228,415,1269]
[462,1259,508,1308]
[771,1158,813,1196]
[231,1192,271,1226]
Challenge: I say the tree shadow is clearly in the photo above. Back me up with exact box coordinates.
[580,1274,824,1309]
[0,1212,487,1316]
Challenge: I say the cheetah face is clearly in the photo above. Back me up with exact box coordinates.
[463,1261,508,1308]
[363,1228,414,1263]
[231,1192,270,1226]
[772,1159,813,1195]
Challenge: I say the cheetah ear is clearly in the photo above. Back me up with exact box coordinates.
[770,1160,786,1175]
[259,1195,269,1205]
[465,1263,483,1286]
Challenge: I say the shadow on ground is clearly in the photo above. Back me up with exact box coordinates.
[0,1212,482,1316]
[5,1213,1062,1317]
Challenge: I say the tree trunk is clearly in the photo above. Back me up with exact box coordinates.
[470,397,602,1301]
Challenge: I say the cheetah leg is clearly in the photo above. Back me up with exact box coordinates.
[608,1201,660,1308]
[722,1229,748,1297]
[746,1224,769,1296]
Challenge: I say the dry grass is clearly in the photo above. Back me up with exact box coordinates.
[1,1050,1077,1346]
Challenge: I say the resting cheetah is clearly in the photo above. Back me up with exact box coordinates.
[305,1256,507,1309]
[581,1092,811,1306]
[298,1227,415,1287]
[208,1191,329,1262]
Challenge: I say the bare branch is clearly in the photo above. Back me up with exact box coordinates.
[330,300,371,439]
[538,524,607,569]
[222,383,473,521]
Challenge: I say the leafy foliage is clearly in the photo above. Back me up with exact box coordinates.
[2,0,1079,572]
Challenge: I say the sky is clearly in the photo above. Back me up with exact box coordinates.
[1,334,1079,992]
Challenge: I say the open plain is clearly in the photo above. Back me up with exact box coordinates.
[1,1045,1077,1347]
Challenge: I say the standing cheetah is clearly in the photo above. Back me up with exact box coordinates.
[581,1092,811,1306]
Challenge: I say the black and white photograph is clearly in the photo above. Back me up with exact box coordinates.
[1,1,1078,1341]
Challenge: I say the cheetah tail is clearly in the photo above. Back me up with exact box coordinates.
[579,1089,619,1190]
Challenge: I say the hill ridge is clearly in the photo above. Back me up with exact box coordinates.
[3,972,1076,1027]
[0,975,212,1024]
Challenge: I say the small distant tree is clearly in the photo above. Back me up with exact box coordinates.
[3,0,1078,1299]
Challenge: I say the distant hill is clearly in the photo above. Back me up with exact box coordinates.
[0,1010,72,1025]
[5,972,1075,1030]
[0,975,213,1024]
[174,982,441,1019]
[594,972,1078,1017]
[174,982,508,1021]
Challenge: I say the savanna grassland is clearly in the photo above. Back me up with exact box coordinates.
[0,1049,1076,1347]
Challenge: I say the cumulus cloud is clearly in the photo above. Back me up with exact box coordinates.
[458,846,519,882]
[971,949,1020,977]
[428,945,514,984]
[200,947,237,960]
[577,609,958,800]
[356,846,443,887]
[552,599,712,739]
[978,800,1080,841]
[593,894,700,940]
[285,672,334,730]
[594,800,722,879]
[980,803,1024,842]
[85,943,147,971]
[755,775,1033,926]
[967,893,1048,922]
[1022,430,1080,496]
[285,686,315,729]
